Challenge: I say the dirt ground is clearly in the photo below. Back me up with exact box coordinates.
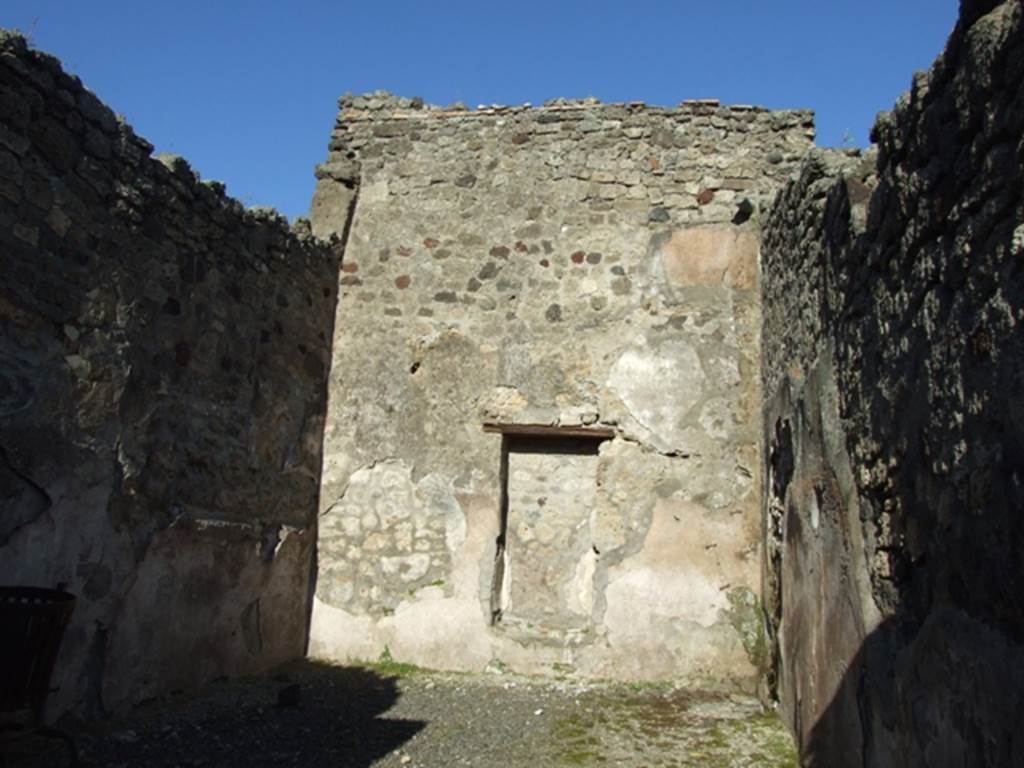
[2,660,798,767]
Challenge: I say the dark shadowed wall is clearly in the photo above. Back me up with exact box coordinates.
[0,31,340,718]
[761,1,1024,765]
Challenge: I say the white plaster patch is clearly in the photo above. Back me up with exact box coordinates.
[362,177,390,203]
[381,554,431,582]
[385,597,492,671]
[416,473,467,552]
[1011,223,1024,257]
[698,397,737,440]
[608,339,705,451]
[308,596,383,662]
[603,499,756,635]
[606,566,726,629]
[702,352,742,388]
[567,547,598,617]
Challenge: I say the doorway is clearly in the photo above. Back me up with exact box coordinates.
[484,424,613,637]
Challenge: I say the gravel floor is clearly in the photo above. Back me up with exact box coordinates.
[2,660,798,767]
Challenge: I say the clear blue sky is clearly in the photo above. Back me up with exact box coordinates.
[4,1,959,220]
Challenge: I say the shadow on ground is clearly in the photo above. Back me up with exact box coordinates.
[2,661,424,767]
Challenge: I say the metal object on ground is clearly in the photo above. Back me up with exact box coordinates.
[0,586,77,765]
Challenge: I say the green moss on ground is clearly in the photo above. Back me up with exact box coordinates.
[367,645,423,677]
[550,686,797,767]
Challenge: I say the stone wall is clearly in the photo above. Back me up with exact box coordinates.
[309,93,814,684]
[761,0,1024,764]
[0,32,341,717]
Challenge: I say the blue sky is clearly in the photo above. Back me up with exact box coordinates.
[4,1,959,220]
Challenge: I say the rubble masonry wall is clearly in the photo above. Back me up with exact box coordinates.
[0,31,340,717]
[761,1,1024,764]
[309,92,813,684]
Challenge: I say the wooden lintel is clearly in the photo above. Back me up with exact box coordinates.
[482,422,616,440]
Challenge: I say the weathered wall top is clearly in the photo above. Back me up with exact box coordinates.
[311,90,815,239]
[336,89,814,122]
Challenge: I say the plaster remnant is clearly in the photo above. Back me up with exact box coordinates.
[608,340,706,452]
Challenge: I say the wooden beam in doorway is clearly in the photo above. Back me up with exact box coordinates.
[482,422,616,440]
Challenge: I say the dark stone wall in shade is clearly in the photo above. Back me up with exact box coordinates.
[761,2,1024,765]
[0,31,342,717]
